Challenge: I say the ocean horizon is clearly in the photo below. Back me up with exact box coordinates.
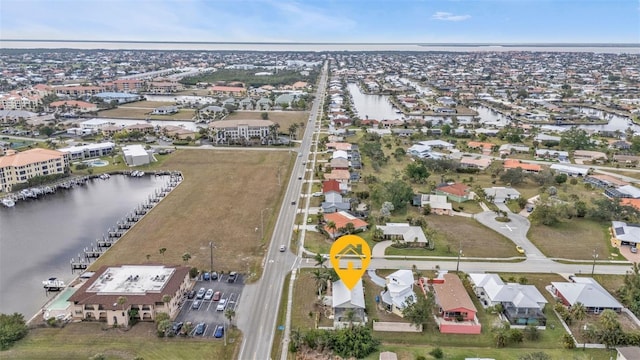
[1,39,639,53]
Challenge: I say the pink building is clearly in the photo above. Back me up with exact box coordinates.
[432,273,482,334]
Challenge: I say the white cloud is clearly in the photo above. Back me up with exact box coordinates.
[432,11,471,21]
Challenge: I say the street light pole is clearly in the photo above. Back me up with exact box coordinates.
[591,249,598,276]
[456,249,463,273]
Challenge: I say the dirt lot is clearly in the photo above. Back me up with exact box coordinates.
[90,149,292,278]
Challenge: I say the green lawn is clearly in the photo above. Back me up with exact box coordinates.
[4,322,238,360]
[303,230,332,255]
[528,219,619,260]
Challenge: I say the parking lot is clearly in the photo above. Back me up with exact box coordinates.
[172,273,244,338]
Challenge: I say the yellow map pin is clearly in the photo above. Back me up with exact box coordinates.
[330,234,371,290]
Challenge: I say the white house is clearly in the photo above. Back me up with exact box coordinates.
[550,164,589,177]
[59,142,115,161]
[551,277,623,314]
[483,187,521,203]
[381,269,416,317]
[122,144,153,166]
[332,279,366,328]
[377,223,428,246]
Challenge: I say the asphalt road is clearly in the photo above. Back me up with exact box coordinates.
[236,62,329,360]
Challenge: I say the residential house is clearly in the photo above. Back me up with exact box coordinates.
[432,273,482,334]
[574,150,607,163]
[609,141,632,151]
[332,150,349,160]
[435,183,472,203]
[322,179,348,194]
[380,270,417,317]
[326,142,352,152]
[468,273,547,326]
[417,194,453,215]
[610,221,640,249]
[584,174,629,189]
[0,149,69,192]
[460,156,492,170]
[376,223,428,247]
[323,170,351,184]
[504,159,541,173]
[122,145,154,166]
[483,187,521,203]
[68,265,192,326]
[209,85,246,97]
[49,100,97,113]
[499,144,530,157]
[330,157,349,170]
[467,141,494,155]
[550,164,589,177]
[550,277,623,314]
[238,97,254,110]
[152,106,178,115]
[535,149,569,162]
[124,123,155,134]
[163,125,197,140]
[613,154,640,165]
[332,279,366,328]
[418,140,455,151]
[605,184,640,199]
[617,347,640,360]
[323,211,368,239]
[407,143,432,159]
[321,187,351,213]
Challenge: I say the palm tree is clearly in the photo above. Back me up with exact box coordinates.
[312,269,328,298]
[159,248,167,263]
[326,221,337,239]
[182,252,191,264]
[224,308,236,327]
[570,302,586,323]
[146,254,151,262]
[117,296,128,326]
[344,222,356,235]
[313,252,327,268]
[162,294,171,311]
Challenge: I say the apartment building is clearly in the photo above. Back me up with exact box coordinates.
[0,91,43,111]
[209,119,274,144]
[0,148,69,192]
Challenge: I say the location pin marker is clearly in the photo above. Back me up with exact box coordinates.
[330,234,371,290]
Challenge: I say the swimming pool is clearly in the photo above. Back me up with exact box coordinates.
[88,159,109,167]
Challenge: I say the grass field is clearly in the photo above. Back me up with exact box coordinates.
[226,111,308,135]
[528,219,615,260]
[120,101,176,108]
[90,149,292,278]
[385,215,520,258]
[4,322,238,360]
[97,107,196,120]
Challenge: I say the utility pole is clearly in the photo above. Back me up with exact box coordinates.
[591,249,598,276]
[456,248,463,273]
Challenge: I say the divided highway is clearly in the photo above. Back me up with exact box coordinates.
[237,62,329,360]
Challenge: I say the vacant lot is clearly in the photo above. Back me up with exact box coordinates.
[226,111,308,134]
[120,101,176,108]
[528,219,614,260]
[291,269,332,331]
[90,149,292,278]
[97,107,196,120]
[4,322,238,360]
[386,215,519,258]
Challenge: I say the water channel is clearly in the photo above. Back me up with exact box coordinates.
[0,174,170,318]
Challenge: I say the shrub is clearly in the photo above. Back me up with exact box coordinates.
[429,347,444,358]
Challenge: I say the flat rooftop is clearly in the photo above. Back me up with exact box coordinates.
[86,265,175,295]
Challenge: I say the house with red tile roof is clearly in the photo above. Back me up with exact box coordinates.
[50,100,98,113]
[209,85,246,97]
[467,141,495,155]
[323,211,368,239]
[324,169,351,184]
[432,273,481,334]
[435,183,472,203]
[504,159,541,173]
[0,148,69,192]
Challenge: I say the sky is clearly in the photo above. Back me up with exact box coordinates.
[1,0,639,43]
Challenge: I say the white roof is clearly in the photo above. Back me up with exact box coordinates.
[86,265,175,295]
[59,142,115,154]
[122,144,148,157]
[332,279,365,309]
[611,221,640,244]
[550,164,589,175]
[386,269,414,291]
[377,223,427,243]
[333,150,348,159]
[417,140,454,148]
[551,277,622,309]
[469,273,546,309]
[617,185,640,198]
[81,118,113,126]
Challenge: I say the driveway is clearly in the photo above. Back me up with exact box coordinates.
[475,211,548,261]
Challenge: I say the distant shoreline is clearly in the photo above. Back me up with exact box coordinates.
[1,39,639,47]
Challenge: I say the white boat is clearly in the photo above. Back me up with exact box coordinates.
[99,173,111,180]
[2,198,15,207]
[130,170,140,177]
[42,277,65,291]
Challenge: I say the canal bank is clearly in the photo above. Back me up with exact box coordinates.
[0,174,172,318]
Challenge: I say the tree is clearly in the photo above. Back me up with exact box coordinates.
[159,247,167,263]
[261,112,269,120]
[599,309,625,348]
[618,262,640,316]
[402,292,435,331]
[224,308,236,327]
[405,161,430,183]
[559,127,592,151]
[181,252,191,264]
[326,221,337,238]
[570,302,587,323]
[162,294,171,307]
[554,173,568,184]
[500,168,525,186]
[0,313,28,350]
[313,252,327,268]
[312,269,329,297]
[344,222,356,235]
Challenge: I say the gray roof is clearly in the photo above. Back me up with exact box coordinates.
[550,164,589,176]
[483,187,521,201]
[616,185,640,198]
[551,277,622,309]
[612,221,640,245]
[377,223,427,243]
[332,279,365,309]
[469,273,547,309]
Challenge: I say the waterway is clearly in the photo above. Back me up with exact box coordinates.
[346,83,402,120]
[0,174,170,318]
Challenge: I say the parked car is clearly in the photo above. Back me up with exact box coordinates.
[186,290,196,299]
[212,291,221,301]
[196,287,206,299]
[216,299,227,311]
[631,246,638,254]
[203,272,211,281]
[227,271,237,283]
[211,271,218,280]
[516,245,525,254]
[214,325,224,338]
[171,321,183,335]
[192,300,201,309]
[204,289,214,300]
[194,322,206,336]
